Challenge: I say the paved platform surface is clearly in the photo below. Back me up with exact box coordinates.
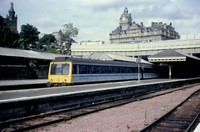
[0,79,47,87]
[0,78,187,103]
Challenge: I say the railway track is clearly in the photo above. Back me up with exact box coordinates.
[140,89,200,132]
[0,84,199,131]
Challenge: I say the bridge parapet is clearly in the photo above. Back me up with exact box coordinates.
[71,39,200,56]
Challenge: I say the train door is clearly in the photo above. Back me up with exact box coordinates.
[77,64,79,80]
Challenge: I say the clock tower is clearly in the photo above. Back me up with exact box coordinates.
[119,7,132,31]
[6,2,17,32]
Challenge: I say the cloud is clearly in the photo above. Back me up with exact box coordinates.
[1,0,200,43]
[79,0,115,7]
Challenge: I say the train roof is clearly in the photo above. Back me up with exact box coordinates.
[53,57,153,67]
[83,52,151,64]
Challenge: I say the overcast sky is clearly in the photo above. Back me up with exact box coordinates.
[0,0,200,43]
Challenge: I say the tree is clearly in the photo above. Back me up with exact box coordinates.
[19,24,40,49]
[60,23,78,54]
[60,23,78,44]
[39,34,56,52]
[0,15,19,48]
[39,34,56,46]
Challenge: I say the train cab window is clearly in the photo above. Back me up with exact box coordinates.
[62,64,69,75]
[50,64,57,74]
[50,64,69,75]
[55,64,62,75]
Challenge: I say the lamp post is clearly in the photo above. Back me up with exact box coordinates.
[137,42,140,83]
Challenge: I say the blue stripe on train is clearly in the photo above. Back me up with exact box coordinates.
[71,73,158,83]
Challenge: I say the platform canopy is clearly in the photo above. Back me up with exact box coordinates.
[148,49,200,79]
[148,49,200,62]
[0,47,69,65]
[0,47,67,60]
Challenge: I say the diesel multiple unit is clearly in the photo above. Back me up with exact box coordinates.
[48,57,160,86]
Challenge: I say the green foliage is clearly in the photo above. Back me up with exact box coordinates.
[60,23,78,44]
[0,17,79,55]
[47,47,60,54]
[39,34,57,52]
[19,24,40,49]
[0,15,19,48]
[39,34,56,46]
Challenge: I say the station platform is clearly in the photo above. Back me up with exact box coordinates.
[0,78,199,104]
[0,79,48,90]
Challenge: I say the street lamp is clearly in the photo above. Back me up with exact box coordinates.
[137,42,140,83]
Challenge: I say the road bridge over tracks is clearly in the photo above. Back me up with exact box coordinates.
[71,39,200,58]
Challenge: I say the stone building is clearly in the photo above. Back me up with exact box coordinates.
[52,30,62,45]
[109,7,180,44]
[79,40,105,45]
[6,2,18,32]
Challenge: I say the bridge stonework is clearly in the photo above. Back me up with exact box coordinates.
[71,39,200,58]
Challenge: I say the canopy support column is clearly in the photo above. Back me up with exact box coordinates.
[169,65,172,79]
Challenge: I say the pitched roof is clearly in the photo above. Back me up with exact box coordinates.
[148,49,200,62]
[0,47,67,60]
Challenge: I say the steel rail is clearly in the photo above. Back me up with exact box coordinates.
[140,89,200,132]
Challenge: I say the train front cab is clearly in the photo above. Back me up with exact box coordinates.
[48,61,72,86]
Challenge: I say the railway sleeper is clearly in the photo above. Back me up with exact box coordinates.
[163,120,191,125]
[77,109,96,113]
[166,117,194,122]
[158,122,190,129]
[153,126,185,132]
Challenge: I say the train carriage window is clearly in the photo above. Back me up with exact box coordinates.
[79,65,84,74]
[123,67,128,73]
[113,67,119,73]
[108,67,112,73]
[121,67,124,73]
[127,67,131,73]
[95,66,99,73]
[144,67,154,73]
[72,64,77,74]
[116,67,120,73]
[105,66,108,73]
[79,65,88,74]
[112,67,115,73]
[91,66,96,74]
[101,66,106,73]
[131,67,138,73]
[87,65,92,74]
[131,67,135,73]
